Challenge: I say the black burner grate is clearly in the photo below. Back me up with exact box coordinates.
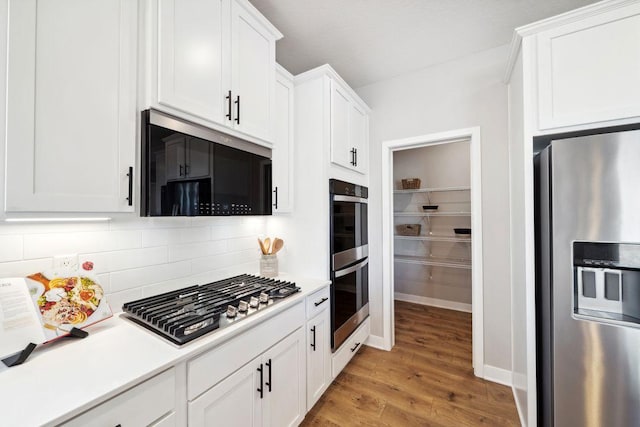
[122,274,299,345]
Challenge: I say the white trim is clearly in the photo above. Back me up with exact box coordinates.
[365,334,386,350]
[483,365,513,387]
[292,64,371,113]
[394,292,472,313]
[503,0,638,82]
[381,126,484,377]
[513,384,528,427]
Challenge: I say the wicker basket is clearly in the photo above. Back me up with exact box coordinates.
[396,224,421,236]
[401,178,421,189]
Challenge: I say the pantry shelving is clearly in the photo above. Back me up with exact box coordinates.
[394,254,472,270]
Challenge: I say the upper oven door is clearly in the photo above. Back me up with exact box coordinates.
[331,194,368,270]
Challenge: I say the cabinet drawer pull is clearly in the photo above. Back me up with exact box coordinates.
[235,95,240,124]
[265,358,272,392]
[314,297,328,307]
[225,90,232,121]
[350,148,356,166]
[350,342,361,352]
[126,167,133,206]
[179,164,184,177]
[273,187,278,210]
[354,148,358,167]
[311,326,316,351]
[257,363,264,398]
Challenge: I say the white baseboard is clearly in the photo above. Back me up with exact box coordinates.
[483,365,513,387]
[365,334,387,350]
[512,385,528,427]
[394,292,472,313]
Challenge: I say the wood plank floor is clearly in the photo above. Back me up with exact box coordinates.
[301,300,521,426]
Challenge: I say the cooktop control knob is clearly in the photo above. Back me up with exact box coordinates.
[259,292,269,304]
[238,300,249,313]
[225,305,237,319]
[249,296,259,308]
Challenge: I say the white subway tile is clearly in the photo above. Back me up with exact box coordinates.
[0,235,23,262]
[110,261,191,292]
[106,288,143,313]
[144,226,212,247]
[227,236,260,252]
[191,249,258,275]
[0,258,52,277]
[23,230,141,259]
[169,240,227,262]
[80,246,168,274]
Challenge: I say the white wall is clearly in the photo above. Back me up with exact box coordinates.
[0,217,274,312]
[357,44,513,371]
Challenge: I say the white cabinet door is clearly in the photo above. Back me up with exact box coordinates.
[306,308,331,410]
[231,0,276,142]
[349,102,368,174]
[536,3,640,130]
[189,358,261,427]
[165,137,187,181]
[272,67,294,213]
[262,327,306,427]
[5,0,137,212]
[157,0,231,125]
[186,138,211,178]
[330,80,352,169]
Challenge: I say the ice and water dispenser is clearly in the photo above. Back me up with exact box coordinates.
[573,242,640,325]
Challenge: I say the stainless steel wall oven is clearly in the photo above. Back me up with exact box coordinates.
[330,179,369,351]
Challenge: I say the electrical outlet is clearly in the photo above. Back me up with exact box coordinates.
[53,254,79,271]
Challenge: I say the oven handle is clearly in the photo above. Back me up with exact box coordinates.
[334,257,369,278]
[332,195,368,204]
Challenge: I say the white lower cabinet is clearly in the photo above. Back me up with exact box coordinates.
[62,368,176,427]
[332,317,370,379]
[306,307,331,409]
[188,327,305,427]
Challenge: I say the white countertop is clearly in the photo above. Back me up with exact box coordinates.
[0,274,330,427]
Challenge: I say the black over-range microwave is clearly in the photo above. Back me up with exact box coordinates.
[141,110,272,217]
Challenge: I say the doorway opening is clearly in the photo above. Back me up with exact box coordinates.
[381,127,484,377]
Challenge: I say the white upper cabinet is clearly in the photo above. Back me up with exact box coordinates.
[154,0,281,144]
[157,0,230,125]
[272,66,294,213]
[5,0,137,213]
[536,2,640,130]
[330,79,369,174]
[231,0,276,142]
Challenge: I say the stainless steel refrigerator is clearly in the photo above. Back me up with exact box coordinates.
[536,129,640,427]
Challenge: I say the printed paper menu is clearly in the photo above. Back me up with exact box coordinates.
[0,278,46,359]
[0,264,112,361]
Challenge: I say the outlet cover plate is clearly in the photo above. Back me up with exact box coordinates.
[53,254,79,271]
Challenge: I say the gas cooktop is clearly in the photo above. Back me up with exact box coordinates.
[122,274,300,345]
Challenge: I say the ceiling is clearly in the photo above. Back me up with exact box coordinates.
[250,0,599,88]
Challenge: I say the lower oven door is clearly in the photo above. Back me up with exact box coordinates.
[331,257,369,351]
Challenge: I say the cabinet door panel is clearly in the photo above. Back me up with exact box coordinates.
[307,309,331,410]
[6,0,136,212]
[330,81,352,169]
[263,328,306,427]
[349,102,368,174]
[272,70,293,213]
[537,4,640,130]
[186,138,211,178]
[158,0,230,124]
[232,1,275,142]
[189,359,261,427]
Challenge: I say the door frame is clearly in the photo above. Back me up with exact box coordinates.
[381,126,484,377]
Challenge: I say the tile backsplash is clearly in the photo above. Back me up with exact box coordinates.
[0,216,269,312]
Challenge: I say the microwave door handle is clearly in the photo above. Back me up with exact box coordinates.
[334,258,369,278]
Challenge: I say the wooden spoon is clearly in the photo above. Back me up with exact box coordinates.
[263,237,271,255]
[258,238,267,255]
[271,238,284,254]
